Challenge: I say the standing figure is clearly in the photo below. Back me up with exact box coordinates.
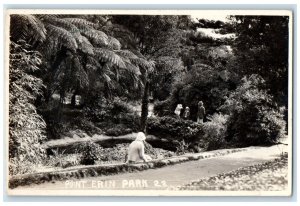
[183,106,190,120]
[197,101,205,123]
[174,104,183,117]
[126,132,152,163]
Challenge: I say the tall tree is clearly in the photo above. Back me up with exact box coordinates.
[9,14,156,173]
[10,14,152,107]
[112,15,192,131]
[230,16,289,106]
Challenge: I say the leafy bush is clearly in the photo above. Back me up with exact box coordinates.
[159,65,237,120]
[76,141,103,165]
[105,124,133,136]
[9,41,46,175]
[203,113,229,151]
[147,116,204,145]
[84,97,134,121]
[175,140,191,155]
[84,98,140,136]
[45,149,80,168]
[110,98,134,115]
[221,75,286,146]
[9,158,38,176]
[153,100,174,116]
[44,111,102,139]
[71,117,102,135]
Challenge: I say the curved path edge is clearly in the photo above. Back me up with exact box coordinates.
[9,147,249,189]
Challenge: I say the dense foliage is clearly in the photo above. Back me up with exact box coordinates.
[147,116,205,147]
[84,98,140,136]
[231,16,289,106]
[9,41,46,175]
[221,75,286,146]
[9,14,289,174]
[202,113,228,151]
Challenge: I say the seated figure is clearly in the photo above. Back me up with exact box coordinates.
[126,132,152,163]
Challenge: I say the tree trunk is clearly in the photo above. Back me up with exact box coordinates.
[140,80,149,132]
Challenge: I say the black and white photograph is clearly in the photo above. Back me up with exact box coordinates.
[5,9,292,196]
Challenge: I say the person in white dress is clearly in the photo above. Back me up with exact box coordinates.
[126,132,152,163]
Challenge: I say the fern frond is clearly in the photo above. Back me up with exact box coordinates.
[124,61,142,76]
[41,16,96,55]
[10,14,46,43]
[93,48,126,69]
[45,24,78,51]
[115,50,139,59]
[40,15,81,34]
[107,36,121,50]
[82,29,108,46]
[63,18,95,30]
[77,36,94,55]
[103,73,112,83]
[87,56,101,68]
[130,58,155,71]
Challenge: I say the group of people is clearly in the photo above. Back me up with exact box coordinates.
[174,101,206,123]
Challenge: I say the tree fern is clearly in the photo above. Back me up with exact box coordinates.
[107,36,121,50]
[93,48,126,69]
[63,17,109,47]
[130,57,155,72]
[62,17,96,30]
[45,24,78,51]
[81,28,109,47]
[115,50,139,59]
[10,14,46,43]
[77,36,94,55]
[40,15,81,34]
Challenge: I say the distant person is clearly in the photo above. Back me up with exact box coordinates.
[174,104,183,117]
[183,106,190,120]
[197,101,205,123]
[126,132,152,163]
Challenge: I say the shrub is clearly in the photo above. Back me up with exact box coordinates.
[161,65,236,120]
[71,117,102,135]
[110,98,133,115]
[115,112,140,130]
[153,100,174,116]
[146,116,204,145]
[105,124,133,136]
[221,75,286,146]
[9,41,46,175]
[83,98,140,136]
[45,149,80,168]
[76,141,103,165]
[175,140,191,155]
[9,158,38,176]
[203,113,229,151]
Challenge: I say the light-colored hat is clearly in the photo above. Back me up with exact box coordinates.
[136,132,146,141]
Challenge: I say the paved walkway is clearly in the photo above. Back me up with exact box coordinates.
[15,143,288,191]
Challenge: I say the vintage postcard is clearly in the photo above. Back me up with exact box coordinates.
[5,9,293,196]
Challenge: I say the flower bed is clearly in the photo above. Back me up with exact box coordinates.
[180,153,288,191]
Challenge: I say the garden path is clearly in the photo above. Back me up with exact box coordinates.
[16,142,289,190]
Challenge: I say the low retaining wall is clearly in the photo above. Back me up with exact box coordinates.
[9,148,247,189]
